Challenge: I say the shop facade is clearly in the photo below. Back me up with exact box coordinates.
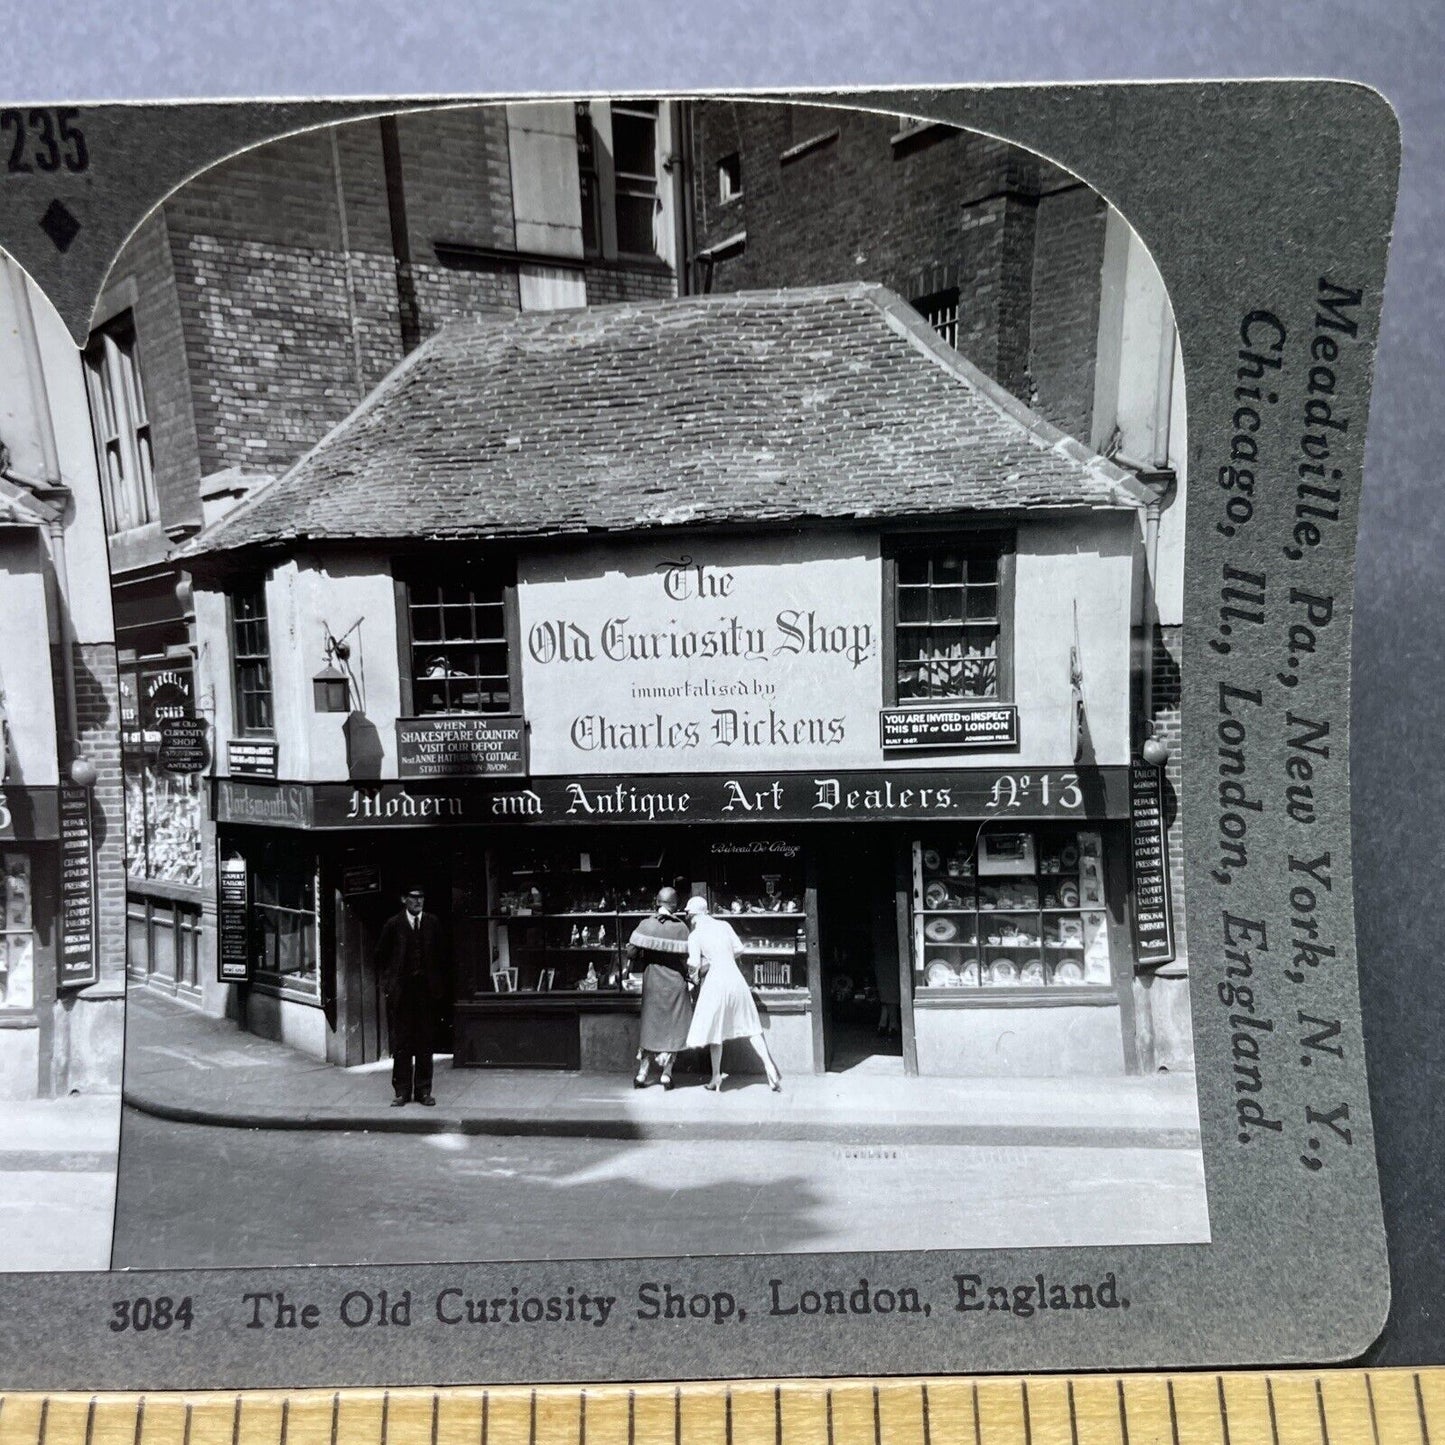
[181,284,1184,1079]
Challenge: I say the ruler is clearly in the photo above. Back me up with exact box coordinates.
[0,1370,1438,1445]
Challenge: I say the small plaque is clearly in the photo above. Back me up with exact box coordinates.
[880,703,1019,750]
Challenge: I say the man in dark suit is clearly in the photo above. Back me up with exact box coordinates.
[374,885,448,1106]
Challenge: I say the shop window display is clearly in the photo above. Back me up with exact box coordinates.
[0,853,34,1011]
[466,838,808,998]
[910,826,1112,991]
[119,659,202,886]
[249,850,320,995]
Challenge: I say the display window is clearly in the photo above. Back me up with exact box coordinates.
[119,657,203,886]
[244,843,320,997]
[909,825,1112,992]
[456,835,810,1000]
[0,852,34,1011]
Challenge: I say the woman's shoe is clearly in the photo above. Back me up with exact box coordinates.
[704,1079,723,1092]
[660,1075,675,1091]
[767,1070,783,1093]
[633,1070,650,1089]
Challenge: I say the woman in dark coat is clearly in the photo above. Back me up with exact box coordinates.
[626,887,693,1089]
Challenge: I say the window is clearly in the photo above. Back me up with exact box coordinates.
[611,101,662,255]
[0,852,34,1010]
[250,847,319,996]
[889,540,1011,703]
[910,828,1113,993]
[82,311,158,535]
[573,100,669,262]
[912,287,960,350]
[717,151,742,203]
[231,583,274,734]
[120,657,203,886]
[405,566,513,716]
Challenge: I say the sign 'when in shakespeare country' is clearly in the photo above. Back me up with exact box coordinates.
[519,535,883,775]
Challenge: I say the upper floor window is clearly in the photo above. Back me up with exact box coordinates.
[82,311,158,535]
[574,100,668,262]
[912,287,960,350]
[231,582,274,734]
[717,151,742,203]
[404,565,514,716]
[887,539,1013,704]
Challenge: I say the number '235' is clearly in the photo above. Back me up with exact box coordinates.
[2,108,88,174]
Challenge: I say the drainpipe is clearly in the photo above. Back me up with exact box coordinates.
[4,261,89,782]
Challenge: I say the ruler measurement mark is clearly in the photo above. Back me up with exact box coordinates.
[36,1399,47,1445]
[627,1390,635,1445]
[1315,1378,1330,1445]
[1021,1379,1033,1445]
[920,1384,931,1445]
[1117,1379,1130,1445]
[1418,1374,1432,1445]
[481,1391,490,1445]
[328,1394,338,1445]
[183,1403,193,1445]
[1267,1377,1281,1445]
[674,1387,681,1445]
[380,1392,390,1445]
[1066,1380,1079,1445]
[872,1386,880,1445]
[1166,1379,1180,1445]
[579,1389,586,1445]
[1367,1374,1383,1445]
[530,1388,537,1445]
[774,1387,782,1445]
[230,1396,241,1445]
[970,1382,981,1445]
[82,1400,94,1445]
[1216,1377,1231,1445]
[825,1388,834,1445]
[726,1388,734,1445]
[132,1398,145,1445]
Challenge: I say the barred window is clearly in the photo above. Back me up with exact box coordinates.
[231,583,274,734]
[912,287,960,350]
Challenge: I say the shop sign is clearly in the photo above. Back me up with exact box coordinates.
[396,715,527,779]
[518,534,886,776]
[0,788,60,841]
[341,863,381,896]
[217,854,250,981]
[299,766,1129,830]
[124,662,195,752]
[215,780,314,829]
[158,718,211,774]
[228,738,279,778]
[58,786,98,988]
[879,703,1018,751]
[1129,762,1176,965]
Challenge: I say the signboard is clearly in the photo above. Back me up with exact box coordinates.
[217,855,250,981]
[211,767,1130,831]
[215,780,314,829]
[1129,762,1176,966]
[396,715,527,778]
[123,660,195,752]
[518,535,885,775]
[228,738,279,778]
[880,703,1018,751]
[57,786,98,989]
[341,863,381,896]
[158,717,211,774]
[0,788,60,841]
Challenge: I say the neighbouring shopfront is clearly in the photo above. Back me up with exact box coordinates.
[120,651,207,998]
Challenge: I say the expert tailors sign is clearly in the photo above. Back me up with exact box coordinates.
[519,535,884,774]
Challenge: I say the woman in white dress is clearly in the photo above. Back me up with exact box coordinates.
[683,895,783,1092]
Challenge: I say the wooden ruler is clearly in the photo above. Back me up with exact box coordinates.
[0,1370,1438,1445]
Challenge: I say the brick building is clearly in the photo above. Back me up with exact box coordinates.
[96,103,684,1011]
[682,101,1190,1068]
[0,254,125,1099]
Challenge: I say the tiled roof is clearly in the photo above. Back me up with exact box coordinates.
[179,283,1144,559]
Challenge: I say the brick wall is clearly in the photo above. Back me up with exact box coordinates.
[584,263,677,305]
[124,212,204,535]
[1029,185,1108,442]
[688,101,1101,434]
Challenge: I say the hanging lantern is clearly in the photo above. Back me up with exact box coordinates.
[312,662,350,714]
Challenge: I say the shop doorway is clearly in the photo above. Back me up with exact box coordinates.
[815,833,904,1073]
[334,849,456,1067]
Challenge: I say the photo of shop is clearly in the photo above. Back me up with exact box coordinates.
[184,281,1179,1080]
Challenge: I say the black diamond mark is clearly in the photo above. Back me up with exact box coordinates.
[39,198,80,253]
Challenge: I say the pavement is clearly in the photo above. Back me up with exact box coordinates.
[0,1094,120,1271]
[124,990,1201,1150]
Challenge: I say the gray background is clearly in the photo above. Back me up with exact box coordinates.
[0,0,1439,1370]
